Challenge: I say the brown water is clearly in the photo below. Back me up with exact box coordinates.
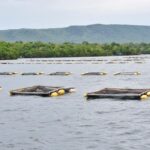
[0,55,150,150]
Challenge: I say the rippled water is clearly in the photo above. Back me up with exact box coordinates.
[0,55,150,150]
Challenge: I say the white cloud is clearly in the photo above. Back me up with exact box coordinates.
[0,0,150,29]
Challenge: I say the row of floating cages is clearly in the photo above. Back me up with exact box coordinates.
[124,56,150,59]
[88,72,141,76]
[0,58,147,64]
[0,61,146,64]
[21,72,72,76]
[0,72,142,76]
[2,86,150,101]
[0,72,72,76]
[85,88,150,101]
[10,85,76,97]
[81,72,141,76]
[27,57,149,62]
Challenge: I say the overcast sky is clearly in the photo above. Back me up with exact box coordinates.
[0,0,150,29]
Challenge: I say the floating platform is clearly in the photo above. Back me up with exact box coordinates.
[10,85,75,97]
[85,88,150,100]
[48,72,71,76]
[81,72,107,76]
[21,72,44,75]
[114,72,141,76]
[0,72,18,75]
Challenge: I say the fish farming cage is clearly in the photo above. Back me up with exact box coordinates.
[85,88,150,100]
[0,72,18,75]
[48,72,71,76]
[21,72,44,75]
[81,72,107,76]
[10,85,75,97]
[114,72,141,76]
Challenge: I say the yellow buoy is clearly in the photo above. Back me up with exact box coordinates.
[38,72,44,75]
[65,72,70,75]
[50,92,58,97]
[58,89,65,95]
[146,92,150,96]
[140,95,148,100]
[101,72,107,75]
[134,72,141,75]
[9,92,13,96]
[84,93,87,97]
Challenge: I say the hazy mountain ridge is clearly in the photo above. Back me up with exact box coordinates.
[0,24,150,43]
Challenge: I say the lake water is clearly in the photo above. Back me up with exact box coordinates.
[0,55,150,150]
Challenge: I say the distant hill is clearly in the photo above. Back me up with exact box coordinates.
[1,24,150,43]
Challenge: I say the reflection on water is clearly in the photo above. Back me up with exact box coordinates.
[0,55,150,150]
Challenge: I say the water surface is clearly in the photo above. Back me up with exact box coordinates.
[0,55,150,150]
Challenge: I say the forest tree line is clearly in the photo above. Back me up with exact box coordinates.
[0,41,150,59]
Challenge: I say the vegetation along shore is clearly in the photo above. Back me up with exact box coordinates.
[0,41,150,59]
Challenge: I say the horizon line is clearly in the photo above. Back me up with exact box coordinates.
[1,23,150,31]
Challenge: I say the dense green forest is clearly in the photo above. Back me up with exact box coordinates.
[0,41,150,59]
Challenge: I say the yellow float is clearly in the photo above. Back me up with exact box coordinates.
[140,95,148,100]
[50,92,58,97]
[58,89,65,95]
[146,92,150,96]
